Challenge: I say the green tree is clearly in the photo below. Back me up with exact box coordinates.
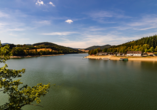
[11,47,25,56]
[143,44,150,50]
[154,46,157,52]
[103,48,107,52]
[0,43,50,110]
[145,49,148,53]
[93,49,97,54]
[149,47,154,52]
[139,46,144,52]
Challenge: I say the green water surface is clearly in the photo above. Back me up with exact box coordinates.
[1,54,157,110]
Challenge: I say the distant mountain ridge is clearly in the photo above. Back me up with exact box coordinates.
[33,42,56,46]
[85,44,111,50]
[2,43,11,45]
[32,42,82,53]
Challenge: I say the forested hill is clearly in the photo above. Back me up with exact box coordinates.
[88,35,157,55]
[85,44,111,50]
[33,42,57,46]
[32,42,80,53]
[105,35,157,53]
[2,42,82,56]
[116,35,157,48]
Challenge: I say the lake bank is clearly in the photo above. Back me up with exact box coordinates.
[85,55,157,61]
[10,54,64,59]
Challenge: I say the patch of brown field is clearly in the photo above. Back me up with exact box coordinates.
[24,48,58,52]
[37,48,52,52]
[78,49,89,53]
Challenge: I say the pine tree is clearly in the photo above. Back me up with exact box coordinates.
[0,43,50,110]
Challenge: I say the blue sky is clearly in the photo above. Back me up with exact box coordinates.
[0,0,157,48]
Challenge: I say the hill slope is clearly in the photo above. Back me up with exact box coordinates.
[6,42,82,56]
[33,42,81,53]
[114,35,157,48]
[105,35,157,53]
[85,44,111,50]
[88,35,157,54]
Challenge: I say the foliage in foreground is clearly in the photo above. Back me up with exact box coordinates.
[0,43,50,110]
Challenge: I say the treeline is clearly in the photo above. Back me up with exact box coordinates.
[88,35,157,55]
[33,42,80,54]
[11,47,63,56]
[3,42,81,56]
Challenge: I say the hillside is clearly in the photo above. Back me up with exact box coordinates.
[85,44,111,50]
[3,42,82,56]
[32,42,81,53]
[115,35,157,48]
[88,35,157,55]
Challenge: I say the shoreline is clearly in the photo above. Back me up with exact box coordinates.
[10,54,64,59]
[84,55,157,61]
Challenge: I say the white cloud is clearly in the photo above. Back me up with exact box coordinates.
[35,20,51,25]
[128,15,157,28]
[65,19,73,24]
[36,0,44,6]
[90,11,113,18]
[86,27,107,31]
[0,23,7,27]
[53,32,141,48]
[42,32,77,35]
[88,11,131,24]
[115,15,157,31]
[9,33,18,37]
[0,11,9,18]
[49,2,55,7]
[8,28,25,31]
[89,11,131,19]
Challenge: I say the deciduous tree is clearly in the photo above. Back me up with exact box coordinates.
[0,43,50,110]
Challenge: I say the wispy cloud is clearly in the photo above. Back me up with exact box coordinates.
[49,2,55,7]
[89,11,131,19]
[8,28,25,31]
[65,19,73,24]
[89,11,113,18]
[35,20,51,25]
[127,15,157,30]
[9,33,18,37]
[36,0,44,6]
[42,32,77,35]
[112,15,157,31]
[85,27,107,31]
[0,11,9,18]
[55,34,140,48]
[88,11,131,23]
[0,23,8,27]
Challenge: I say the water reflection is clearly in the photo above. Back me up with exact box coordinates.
[1,54,157,110]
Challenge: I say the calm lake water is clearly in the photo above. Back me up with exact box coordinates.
[1,53,157,110]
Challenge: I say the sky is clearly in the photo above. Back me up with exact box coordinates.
[0,0,157,48]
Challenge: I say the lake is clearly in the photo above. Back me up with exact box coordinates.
[1,53,157,110]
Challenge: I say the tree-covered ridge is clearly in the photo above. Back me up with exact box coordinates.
[3,42,82,56]
[88,35,157,55]
[85,44,111,50]
[116,35,157,48]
